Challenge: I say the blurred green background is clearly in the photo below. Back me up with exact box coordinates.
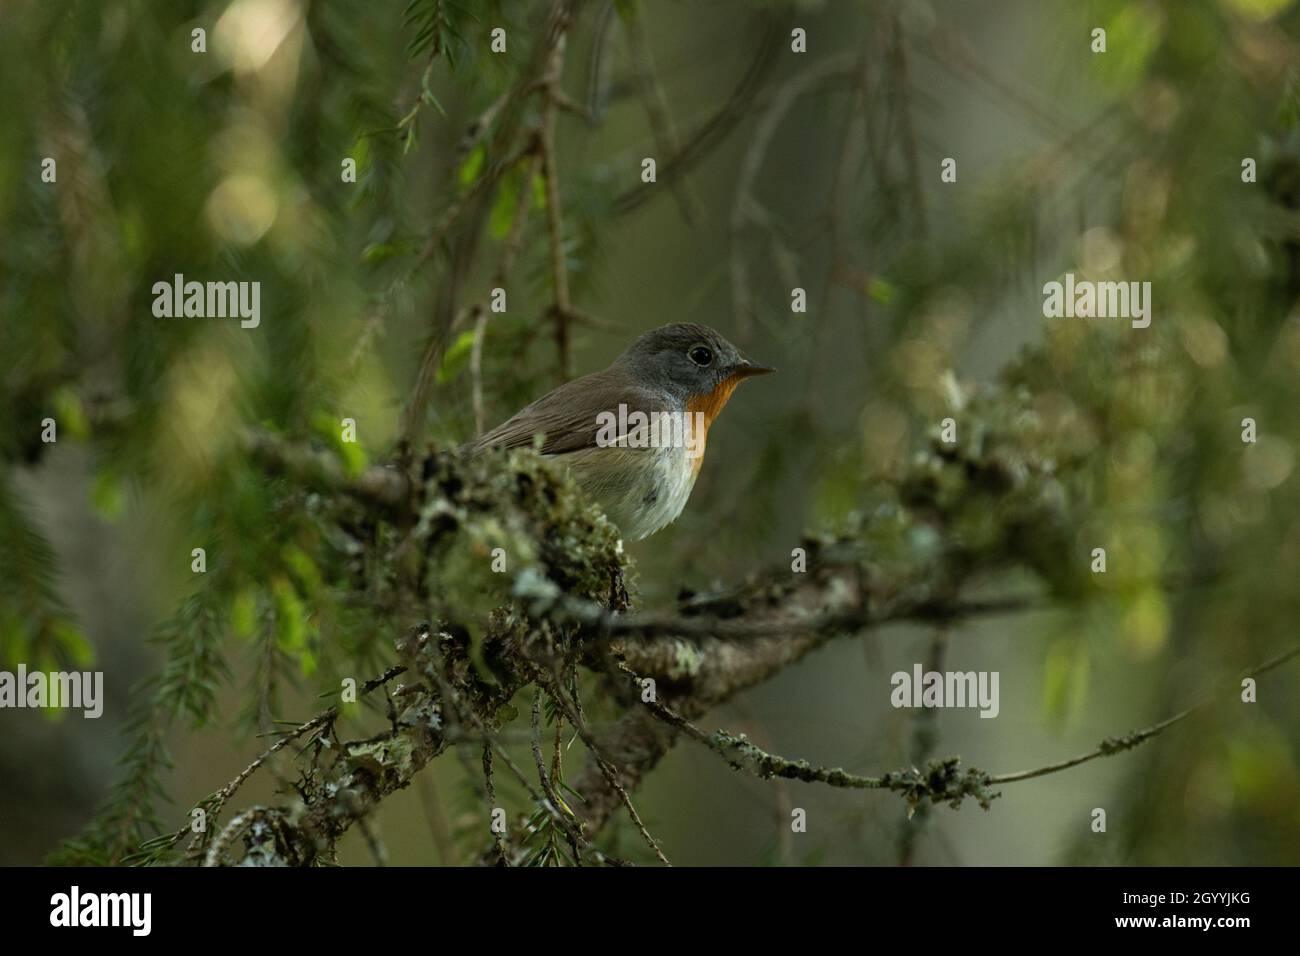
[2,0,1299,865]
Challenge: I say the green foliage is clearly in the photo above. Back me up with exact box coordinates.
[51,592,228,866]
[404,0,476,65]
[3,0,1299,866]
[0,476,89,672]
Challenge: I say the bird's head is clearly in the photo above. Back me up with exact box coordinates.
[614,323,774,419]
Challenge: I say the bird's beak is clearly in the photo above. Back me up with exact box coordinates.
[729,360,777,380]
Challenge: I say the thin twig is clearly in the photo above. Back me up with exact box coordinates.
[624,645,1300,811]
[614,6,790,216]
[544,669,672,865]
[624,3,700,224]
[530,688,586,862]
[898,627,948,865]
[538,27,574,380]
[730,54,856,339]
[990,645,1300,784]
[472,153,540,436]
[178,664,406,857]
[481,742,507,865]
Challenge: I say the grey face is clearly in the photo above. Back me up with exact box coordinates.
[614,323,773,400]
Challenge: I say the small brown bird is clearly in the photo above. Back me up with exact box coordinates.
[470,323,774,539]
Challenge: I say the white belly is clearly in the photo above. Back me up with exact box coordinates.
[554,444,698,540]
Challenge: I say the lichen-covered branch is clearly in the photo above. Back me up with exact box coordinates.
[170,326,1295,865]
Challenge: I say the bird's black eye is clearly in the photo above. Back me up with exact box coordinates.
[688,345,713,367]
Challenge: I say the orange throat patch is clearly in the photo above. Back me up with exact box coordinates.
[684,375,745,475]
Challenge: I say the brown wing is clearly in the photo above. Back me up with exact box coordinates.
[467,367,671,457]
